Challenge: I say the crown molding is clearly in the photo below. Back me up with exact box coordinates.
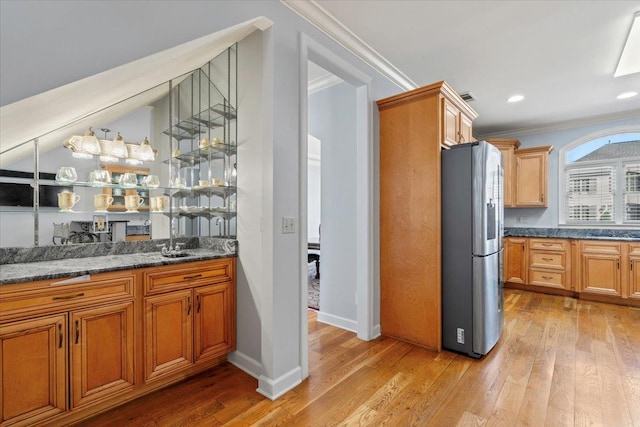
[478,109,640,139]
[308,73,343,94]
[280,0,417,92]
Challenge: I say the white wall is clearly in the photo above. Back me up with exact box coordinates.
[308,81,358,325]
[0,0,402,397]
[503,116,640,228]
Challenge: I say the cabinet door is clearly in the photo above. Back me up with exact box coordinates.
[194,282,235,363]
[1,314,67,426]
[581,253,622,297]
[144,290,193,382]
[459,113,473,144]
[515,151,547,207]
[504,237,527,284]
[629,245,640,300]
[442,98,460,147]
[70,301,134,408]
[498,147,514,207]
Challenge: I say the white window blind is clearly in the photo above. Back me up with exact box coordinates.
[566,166,615,223]
[624,163,640,222]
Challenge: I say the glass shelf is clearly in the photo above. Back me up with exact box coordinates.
[168,185,237,199]
[163,143,237,168]
[160,207,236,220]
[162,103,237,141]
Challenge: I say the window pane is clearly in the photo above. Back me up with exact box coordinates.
[566,166,615,222]
[625,163,640,221]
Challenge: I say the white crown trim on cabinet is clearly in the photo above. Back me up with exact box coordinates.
[281,0,417,92]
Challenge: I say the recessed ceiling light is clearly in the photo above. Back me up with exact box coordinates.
[507,95,524,103]
[617,91,638,99]
[614,12,640,77]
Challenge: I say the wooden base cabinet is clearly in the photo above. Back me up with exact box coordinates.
[630,244,640,300]
[1,258,236,427]
[579,241,622,298]
[504,237,527,284]
[0,315,67,427]
[70,302,135,409]
[504,237,638,306]
[144,259,236,383]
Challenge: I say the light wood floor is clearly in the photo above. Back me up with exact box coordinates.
[80,289,640,426]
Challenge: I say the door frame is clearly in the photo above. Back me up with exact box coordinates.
[298,33,375,380]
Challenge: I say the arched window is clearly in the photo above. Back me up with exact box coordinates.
[559,130,640,226]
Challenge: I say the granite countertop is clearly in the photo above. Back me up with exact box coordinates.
[504,227,640,241]
[0,248,235,285]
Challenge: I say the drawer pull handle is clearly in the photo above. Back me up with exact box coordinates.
[542,243,552,247]
[187,296,191,315]
[197,295,201,314]
[53,293,85,301]
[542,257,554,261]
[58,324,63,349]
[75,320,80,344]
[542,275,554,280]
[184,274,202,280]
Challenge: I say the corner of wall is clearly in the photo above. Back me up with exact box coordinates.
[256,366,302,400]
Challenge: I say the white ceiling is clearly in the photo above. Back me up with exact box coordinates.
[309,0,640,136]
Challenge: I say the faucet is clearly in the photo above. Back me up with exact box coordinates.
[157,242,187,257]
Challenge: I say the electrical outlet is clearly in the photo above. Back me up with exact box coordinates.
[457,328,465,344]
[282,217,296,234]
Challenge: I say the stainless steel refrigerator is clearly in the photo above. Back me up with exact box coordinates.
[441,141,504,358]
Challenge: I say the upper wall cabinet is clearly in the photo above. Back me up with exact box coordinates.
[441,96,477,148]
[487,139,552,208]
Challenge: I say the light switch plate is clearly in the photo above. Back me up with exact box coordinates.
[282,217,296,234]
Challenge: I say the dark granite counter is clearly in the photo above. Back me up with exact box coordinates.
[0,237,237,285]
[504,227,640,241]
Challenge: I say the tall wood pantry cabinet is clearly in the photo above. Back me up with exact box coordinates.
[377,81,477,351]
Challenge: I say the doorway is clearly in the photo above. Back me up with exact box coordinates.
[298,34,375,380]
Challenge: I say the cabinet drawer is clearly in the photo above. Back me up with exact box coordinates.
[580,240,622,255]
[0,272,135,322]
[529,251,566,270]
[529,269,567,289]
[528,239,568,252]
[144,258,234,295]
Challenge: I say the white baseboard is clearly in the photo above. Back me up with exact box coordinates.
[228,350,262,379]
[317,311,357,333]
[257,366,302,400]
[372,323,381,339]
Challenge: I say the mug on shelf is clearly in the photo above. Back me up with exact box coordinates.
[93,194,114,212]
[57,191,80,211]
[141,175,159,187]
[212,137,222,147]
[118,173,138,188]
[199,138,211,149]
[88,169,111,186]
[150,196,167,212]
[124,195,144,212]
[55,167,77,183]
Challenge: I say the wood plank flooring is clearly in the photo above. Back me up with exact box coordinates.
[79,289,640,426]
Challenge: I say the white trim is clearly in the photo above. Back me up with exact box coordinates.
[281,0,417,92]
[308,73,343,94]
[227,350,262,379]
[558,125,640,225]
[372,324,381,339]
[479,110,640,139]
[298,32,377,382]
[317,311,358,332]
[257,367,302,401]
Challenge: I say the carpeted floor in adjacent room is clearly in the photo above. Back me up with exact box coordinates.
[308,262,319,310]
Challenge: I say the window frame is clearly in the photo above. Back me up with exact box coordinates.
[558,126,640,227]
